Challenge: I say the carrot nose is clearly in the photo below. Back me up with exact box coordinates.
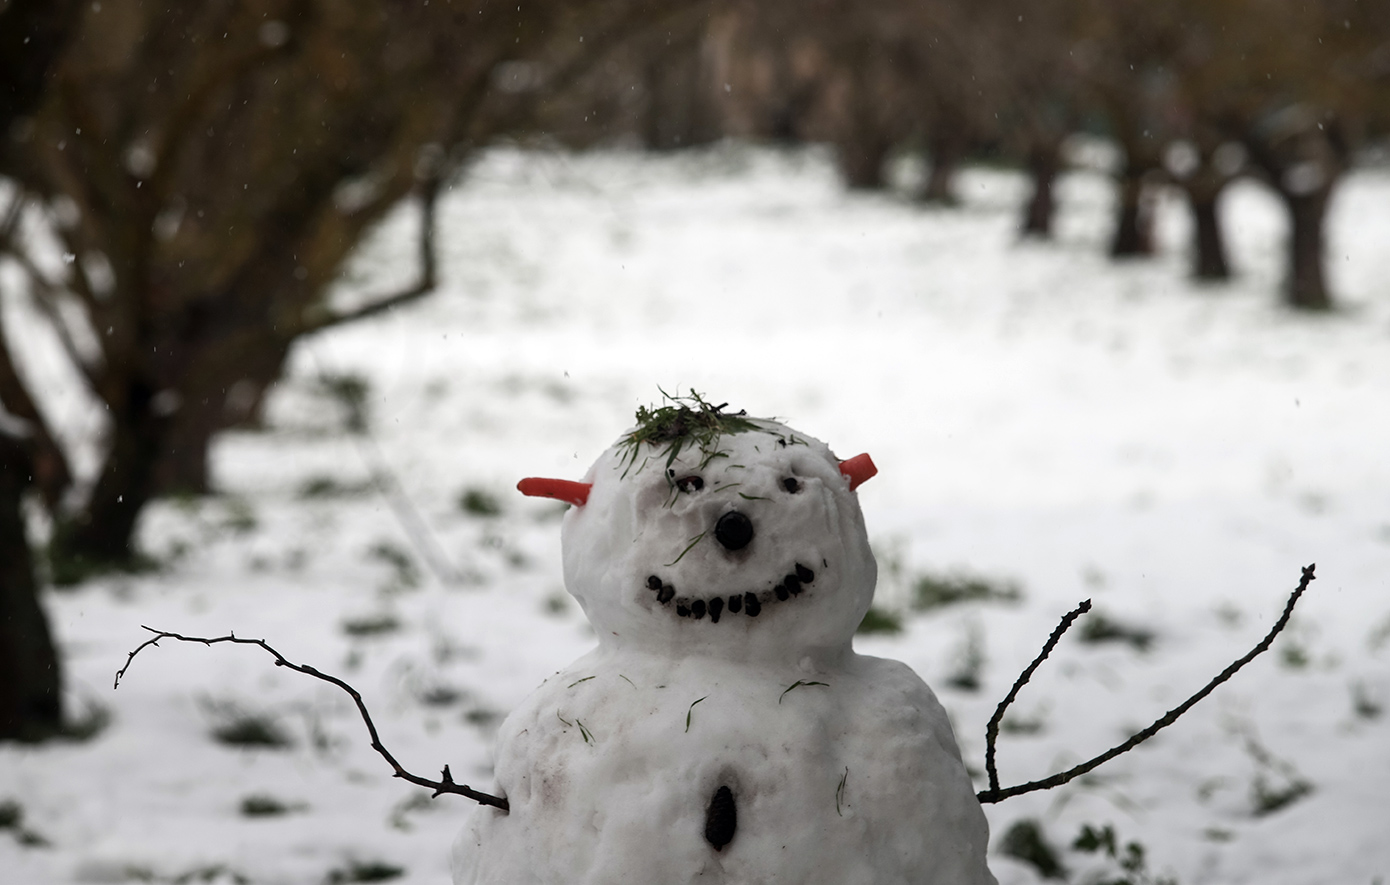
[517,477,592,507]
[838,453,877,491]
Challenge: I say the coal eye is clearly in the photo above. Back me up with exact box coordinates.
[676,476,704,493]
[782,477,800,493]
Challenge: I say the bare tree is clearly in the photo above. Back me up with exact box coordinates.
[0,0,688,584]
[0,0,83,742]
[1162,0,1387,308]
[980,0,1085,239]
[1068,0,1191,258]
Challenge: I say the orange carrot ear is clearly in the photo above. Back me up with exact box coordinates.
[838,453,877,491]
[517,477,592,507]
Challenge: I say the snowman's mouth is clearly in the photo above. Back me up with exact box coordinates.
[643,561,820,623]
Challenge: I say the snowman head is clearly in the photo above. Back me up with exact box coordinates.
[520,398,878,663]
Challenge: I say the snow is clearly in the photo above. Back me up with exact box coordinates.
[3,142,1389,884]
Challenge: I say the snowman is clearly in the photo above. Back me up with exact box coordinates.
[453,399,995,884]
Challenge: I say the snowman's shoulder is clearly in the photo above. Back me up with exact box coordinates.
[497,648,669,731]
[841,654,964,757]
[507,648,592,697]
[844,653,939,702]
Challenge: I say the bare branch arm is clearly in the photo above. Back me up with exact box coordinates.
[115,626,510,812]
[983,598,1092,796]
[977,564,1314,804]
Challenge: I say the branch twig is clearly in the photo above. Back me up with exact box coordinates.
[297,175,440,335]
[14,262,104,392]
[983,597,1093,796]
[0,220,104,392]
[977,563,1315,804]
[115,627,509,812]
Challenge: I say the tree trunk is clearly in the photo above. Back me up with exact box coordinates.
[837,134,890,190]
[1021,141,1061,238]
[1186,183,1230,281]
[152,398,217,497]
[1283,188,1333,311]
[1109,167,1154,258]
[921,130,964,206]
[0,431,63,742]
[1237,122,1343,311]
[50,381,168,583]
[151,333,292,496]
[641,35,716,151]
[0,319,71,509]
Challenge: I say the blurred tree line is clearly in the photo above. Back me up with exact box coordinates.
[544,0,1388,312]
[0,0,1386,739]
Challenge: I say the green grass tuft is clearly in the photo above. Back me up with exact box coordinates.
[1078,611,1156,652]
[459,487,503,517]
[318,372,372,434]
[239,794,300,817]
[618,390,761,479]
[341,614,401,637]
[999,818,1066,880]
[1071,823,1177,885]
[912,572,1023,611]
[326,860,405,883]
[203,702,293,749]
[1252,775,1313,816]
[299,476,375,499]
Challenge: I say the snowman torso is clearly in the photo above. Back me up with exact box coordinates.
[454,414,995,884]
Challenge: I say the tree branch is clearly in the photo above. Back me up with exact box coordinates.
[55,228,102,320]
[115,626,509,812]
[0,193,72,506]
[297,174,439,335]
[146,37,296,205]
[494,0,715,138]
[0,299,73,509]
[0,226,104,393]
[977,563,1314,804]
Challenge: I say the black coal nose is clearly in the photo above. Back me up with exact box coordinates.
[714,510,754,551]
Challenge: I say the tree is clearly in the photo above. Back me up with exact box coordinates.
[0,0,83,742]
[1069,0,1190,259]
[0,427,62,741]
[1162,0,1387,309]
[906,0,1002,206]
[1167,138,1243,281]
[0,0,682,583]
[981,0,1085,239]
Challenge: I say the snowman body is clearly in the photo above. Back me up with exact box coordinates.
[454,415,995,884]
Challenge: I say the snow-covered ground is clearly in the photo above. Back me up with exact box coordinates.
[3,143,1388,885]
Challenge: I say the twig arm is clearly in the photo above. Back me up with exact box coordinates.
[115,627,509,811]
[977,563,1315,804]
[983,598,1092,795]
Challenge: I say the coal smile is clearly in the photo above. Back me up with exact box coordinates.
[644,562,819,623]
